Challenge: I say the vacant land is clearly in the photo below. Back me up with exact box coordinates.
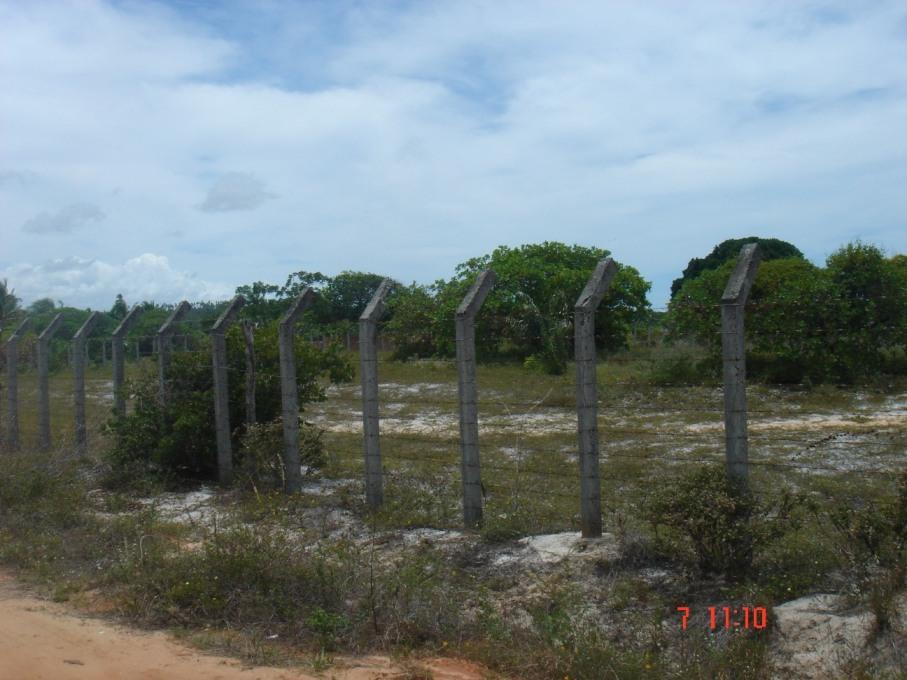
[1,355,906,679]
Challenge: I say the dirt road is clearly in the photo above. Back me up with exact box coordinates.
[0,572,487,680]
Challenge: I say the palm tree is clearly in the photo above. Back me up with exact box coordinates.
[0,279,22,328]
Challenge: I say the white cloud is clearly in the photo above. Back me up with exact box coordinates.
[199,172,275,212]
[22,202,105,234]
[1,254,232,309]
[0,0,905,307]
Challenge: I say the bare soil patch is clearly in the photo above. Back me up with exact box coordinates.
[0,571,489,680]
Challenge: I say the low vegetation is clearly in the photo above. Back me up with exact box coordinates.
[1,236,906,677]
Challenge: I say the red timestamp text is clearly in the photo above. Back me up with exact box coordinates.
[676,605,768,630]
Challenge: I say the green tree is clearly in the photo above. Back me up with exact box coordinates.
[384,283,438,359]
[234,281,282,323]
[671,237,804,298]
[110,294,128,320]
[386,242,651,374]
[322,271,389,323]
[668,242,907,383]
[0,279,22,328]
[27,297,57,315]
[824,242,907,380]
[107,320,352,480]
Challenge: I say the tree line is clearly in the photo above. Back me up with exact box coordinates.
[2,237,906,383]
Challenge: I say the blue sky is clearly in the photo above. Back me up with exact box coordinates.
[2,0,906,310]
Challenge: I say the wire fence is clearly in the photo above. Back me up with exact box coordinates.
[1,278,905,538]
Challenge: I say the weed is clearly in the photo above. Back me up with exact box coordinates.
[238,417,326,491]
[645,464,804,578]
[306,606,349,650]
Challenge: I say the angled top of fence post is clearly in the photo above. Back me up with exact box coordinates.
[5,317,30,345]
[280,287,317,328]
[74,311,101,340]
[456,270,496,319]
[211,295,245,333]
[360,279,393,323]
[721,243,762,305]
[38,313,64,341]
[113,305,143,338]
[575,257,618,312]
[158,301,191,335]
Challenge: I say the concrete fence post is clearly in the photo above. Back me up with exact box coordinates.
[0,326,3,448]
[721,243,761,490]
[4,318,30,451]
[111,306,143,418]
[279,287,317,493]
[574,258,618,538]
[210,295,245,485]
[37,313,64,451]
[359,279,393,508]
[242,321,256,426]
[456,270,496,529]
[156,301,190,403]
[73,311,101,455]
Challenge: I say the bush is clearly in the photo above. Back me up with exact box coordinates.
[645,465,803,577]
[106,321,351,482]
[238,418,326,490]
[126,525,350,630]
[828,471,907,573]
[668,243,907,384]
[649,344,713,385]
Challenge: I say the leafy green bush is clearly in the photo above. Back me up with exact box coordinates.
[106,320,351,481]
[645,465,803,577]
[385,242,652,373]
[649,343,713,385]
[668,243,907,384]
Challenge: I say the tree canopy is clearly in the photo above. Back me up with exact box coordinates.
[386,242,651,373]
[668,242,907,382]
[670,237,804,298]
[0,279,22,328]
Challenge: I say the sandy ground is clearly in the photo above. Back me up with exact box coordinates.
[0,572,488,680]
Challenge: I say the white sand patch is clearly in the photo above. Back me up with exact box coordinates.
[298,477,359,496]
[482,412,574,436]
[138,487,220,528]
[493,532,619,566]
[771,593,874,680]
[401,528,465,547]
[381,382,456,397]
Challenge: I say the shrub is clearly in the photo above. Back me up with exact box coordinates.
[238,418,326,490]
[106,321,351,482]
[668,242,907,384]
[649,343,712,385]
[645,464,803,577]
[828,471,907,573]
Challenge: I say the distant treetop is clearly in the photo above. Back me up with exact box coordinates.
[671,237,804,298]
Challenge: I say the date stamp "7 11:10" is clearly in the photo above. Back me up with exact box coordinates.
[676,605,768,630]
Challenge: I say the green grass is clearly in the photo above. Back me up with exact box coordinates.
[1,350,905,678]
